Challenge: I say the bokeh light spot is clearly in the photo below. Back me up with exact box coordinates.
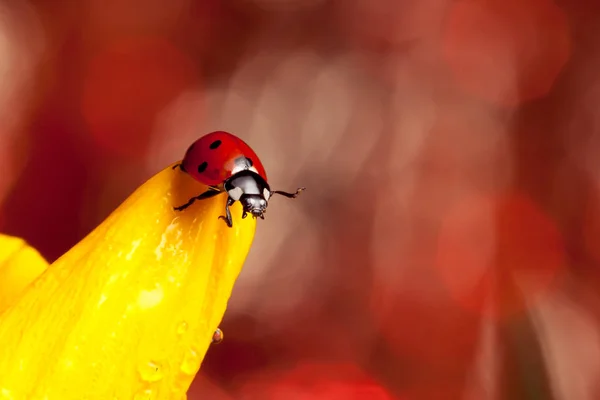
[435,192,565,320]
[237,362,395,400]
[0,1,45,209]
[82,37,197,159]
[372,287,481,371]
[442,0,570,106]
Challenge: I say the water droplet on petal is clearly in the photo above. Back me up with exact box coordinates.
[138,360,164,383]
[176,321,188,335]
[180,347,201,376]
[211,328,224,344]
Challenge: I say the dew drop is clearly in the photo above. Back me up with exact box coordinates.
[133,389,153,400]
[176,321,188,335]
[211,328,224,344]
[180,348,201,376]
[138,360,164,383]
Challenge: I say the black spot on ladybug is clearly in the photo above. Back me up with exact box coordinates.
[245,157,253,167]
[198,162,208,173]
[209,140,222,149]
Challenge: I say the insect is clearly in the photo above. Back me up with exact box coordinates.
[173,131,304,227]
[212,328,224,344]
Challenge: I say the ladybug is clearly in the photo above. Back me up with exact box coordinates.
[173,131,304,227]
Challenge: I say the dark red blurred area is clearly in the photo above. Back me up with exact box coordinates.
[2,0,600,399]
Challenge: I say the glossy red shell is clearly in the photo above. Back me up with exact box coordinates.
[181,131,267,186]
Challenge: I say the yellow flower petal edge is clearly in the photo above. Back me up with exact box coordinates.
[0,234,49,314]
[0,163,256,400]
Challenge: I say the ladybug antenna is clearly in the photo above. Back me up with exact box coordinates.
[270,187,305,199]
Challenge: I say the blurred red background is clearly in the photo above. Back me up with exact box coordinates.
[1,0,600,398]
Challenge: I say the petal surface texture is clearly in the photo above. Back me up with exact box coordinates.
[0,163,256,399]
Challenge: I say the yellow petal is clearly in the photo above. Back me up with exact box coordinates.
[0,163,256,399]
[0,234,49,313]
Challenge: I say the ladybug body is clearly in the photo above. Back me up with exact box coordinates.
[173,131,304,227]
[180,131,267,186]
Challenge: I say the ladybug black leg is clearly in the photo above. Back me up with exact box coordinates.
[174,188,221,211]
[270,187,306,199]
[217,197,234,228]
[172,163,186,172]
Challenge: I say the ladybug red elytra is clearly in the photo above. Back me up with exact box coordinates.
[173,131,304,227]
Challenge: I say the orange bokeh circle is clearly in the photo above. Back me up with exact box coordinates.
[236,362,396,400]
[435,192,565,320]
[442,0,570,106]
[371,283,482,371]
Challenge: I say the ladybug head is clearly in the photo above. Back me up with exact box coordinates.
[240,194,268,219]
[224,170,271,220]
